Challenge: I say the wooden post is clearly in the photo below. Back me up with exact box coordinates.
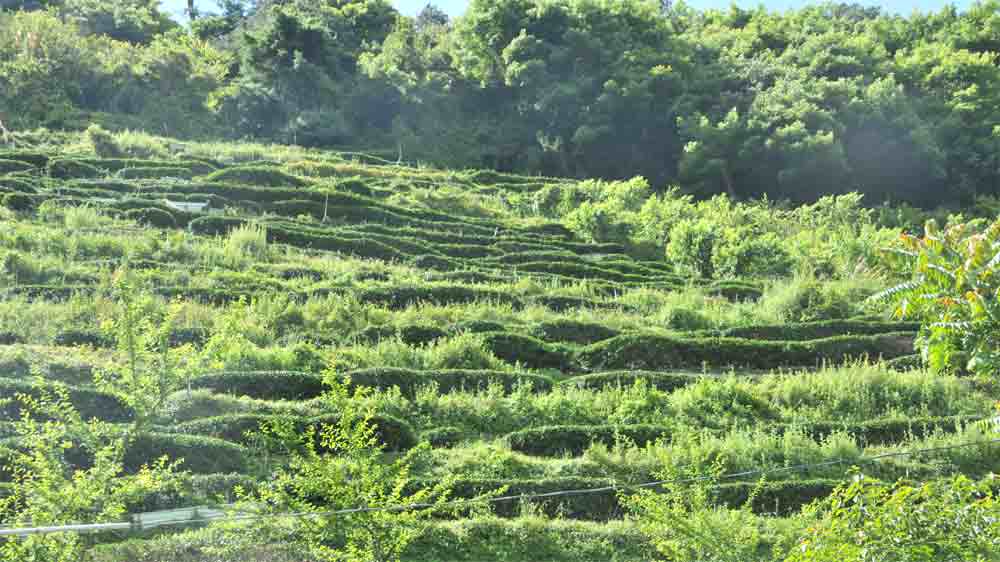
[0,119,10,147]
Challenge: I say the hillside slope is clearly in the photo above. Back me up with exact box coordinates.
[1,133,997,561]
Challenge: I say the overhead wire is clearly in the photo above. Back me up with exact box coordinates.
[2,436,999,537]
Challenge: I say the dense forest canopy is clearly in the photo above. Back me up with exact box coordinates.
[2,0,1000,205]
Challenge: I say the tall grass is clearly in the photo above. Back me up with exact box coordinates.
[218,223,269,269]
[331,333,509,372]
[62,205,105,230]
[111,130,170,158]
[582,423,1000,484]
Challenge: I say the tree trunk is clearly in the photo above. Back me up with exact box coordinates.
[187,0,198,20]
[721,166,737,199]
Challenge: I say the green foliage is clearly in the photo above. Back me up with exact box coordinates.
[86,124,122,158]
[560,371,702,392]
[123,207,177,228]
[506,424,673,457]
[0,377,132,422]
[480,332,575,371]
[705,281,764,303]
[580,333,914,371]
[357,284,522,310]
[872,218,1000,378]
[118,166,195,180]
[203,166,309,187]
[784,415,983,447]
[564,202,628,244]
[667,218,794,280]
[53,329,112,347]
[124,432,248,474]
[763,278,866,323]
[0,151,50,168]
[787,475,1000,562]
[720,320,919,341]
[58,0,176,44]
[1,192,35,212]
[48,159,102,179]
[94,271,203,430]
[713,230,794,279]
[219,0,398,144]
[626,459,786,562]
[0,159,35,175]
[199,298,310,372]
[0,382,179,562]
[667,218,719,279]
[0,176,39,194]
[345,367,553,398]
[885,354,923,372]
[529,319,620,345]
[356,324,447,346]
[4,1,1000,207]
[5,18,1000,555]
[172,412,417,452]
[189,215,248,236]
[219,223,269,268]
[189,371,326,400]
[233,373,457,562]
[0,11,225,135]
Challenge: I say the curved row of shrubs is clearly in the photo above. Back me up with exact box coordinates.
[411,476,846,520]
[5,177,701,287]
[1,282,612,314]
[559,371,705,392]
[346,368,554,397]
[0,432,247,477]
[169,412,417,452]
[47,157,217,180]
[711,320,921,341]
[579,332,915,371]
[504,415,982,457]
[511,261,679,285]
[125,432,248,474]
[0,378,132,422]
[0,159,37,175]
[480,332,576,371]
[189,371,326,400]
[505,424,673,457]
[3,285,264,305]
[529,320,621,345]
[0,151,49,167]
[188,368,554,401]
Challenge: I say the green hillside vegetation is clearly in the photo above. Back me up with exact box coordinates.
[4,1,1000,210]
[2,1,1000,560]
[0,129,996,561]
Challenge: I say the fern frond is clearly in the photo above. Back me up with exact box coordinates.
[929,321,974,332]
[986,248,1000,271]
[879,247,918,259]
[867,280,922,304]
[926,263,957,280]
[983,219,1000,242]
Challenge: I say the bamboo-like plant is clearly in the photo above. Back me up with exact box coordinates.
[869,218,1000,377]
[229,370,471,562]
[94,269,203,432]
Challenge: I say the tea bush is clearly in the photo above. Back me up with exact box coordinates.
[345,368,553,397]
[203,167,308,187]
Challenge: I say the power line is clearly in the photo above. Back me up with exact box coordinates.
[2,436,999,537]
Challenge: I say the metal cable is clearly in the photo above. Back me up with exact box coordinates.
[2,436,998,537]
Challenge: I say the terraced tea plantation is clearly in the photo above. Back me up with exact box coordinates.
[1,133,998,561]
